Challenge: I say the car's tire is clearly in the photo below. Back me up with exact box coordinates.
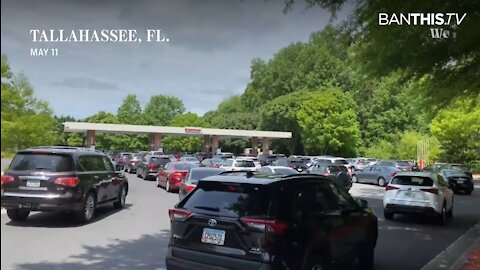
[358,238,375,270]
[166,180,171,193]
[6,209,30,222]
[75,192,96,224]
[384,210,394,220]
[113,185,127,209]
[352,175,358,183]
[378,177,386,187]
[438,203,447,225]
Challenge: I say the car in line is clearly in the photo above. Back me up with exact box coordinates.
[257,154,283,166]
[179,156,201,165]
[200,158,224,168]
[257,165,300,176]
[125,153,142,174]
[236,156,262,170]
[1,146,128,224]
[157,162,198,192]
[114,152,132,166]
[383,172,454,225]
[439,169,474,195]
[274,157,309,172]
[351,165,400,187]
[166,173,378,270]
[347,158,370,171]
[137,155,172,180]
[307,164,352,191]
[424,163,473,180]
[220,158,257,172]
[376,160,412,171]
[178,167,225,200]
[214,152,234,159]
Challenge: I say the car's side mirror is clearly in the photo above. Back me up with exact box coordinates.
[356,198,368,209]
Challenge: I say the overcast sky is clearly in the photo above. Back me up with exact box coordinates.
[1,0,348,119]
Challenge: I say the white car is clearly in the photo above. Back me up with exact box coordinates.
[220,158,257,172]
[383,172,454,225]
[237,156,262,170]
[258,166,299,176]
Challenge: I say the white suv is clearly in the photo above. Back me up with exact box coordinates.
[383,172,454,225]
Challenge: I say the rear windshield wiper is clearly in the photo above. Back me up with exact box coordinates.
[194,206,220,212]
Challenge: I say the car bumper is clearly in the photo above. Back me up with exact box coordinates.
[1,192,83,211]
[384,203,438,216]
[449,182,474,192]
[166,246,269,270]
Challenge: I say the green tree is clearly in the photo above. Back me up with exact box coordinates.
[296,88,360,156]
[143,95,185,126]
[67,133,84,147]
[162,113,208,153]
[117,94,142,124]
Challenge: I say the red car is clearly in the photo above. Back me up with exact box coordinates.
[156,162,197,192]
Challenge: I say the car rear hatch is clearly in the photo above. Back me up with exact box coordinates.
[2,152,77,196]
[169,181,275,269]
[386,175,436,206]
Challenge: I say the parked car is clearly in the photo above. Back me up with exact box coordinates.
[383,172,454,225]
[376,160,412,171]
[366,158,378,166]
[214,152,234,159]
[114,152,132,166]
[157,162,198,192]
[351,165,400,187]
[220,158,257,172]
[236,156,262,170]
[1,146,128,223]
[257,154,283,166]
[439,169,473,195]
[178,167,224,200]
[307,164,352,191]
[179,156,201,165]
[193,152,211,162]
[257,166,300,176]
[313,157,353,174]
[200,158,224,168]
[445,164,473,180]
[137,155,172,180]
[125,153,142,174]
[347,158,370,171]
[274,157,309,172]
[166,174,378,270]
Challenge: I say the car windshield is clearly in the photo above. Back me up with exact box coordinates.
[9,153,74,172]
[182,182,269,218]
[188,169,223,184]
[391,176,434,186]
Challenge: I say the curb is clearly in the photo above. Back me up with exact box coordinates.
[421,220,480,270]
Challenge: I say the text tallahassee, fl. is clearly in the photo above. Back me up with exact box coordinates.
[29,29,169,43]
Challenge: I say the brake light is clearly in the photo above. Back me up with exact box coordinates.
[1,175,14,186]
[185,185,196,193]
[130,160,136,164]
[386,185,399,191]
[241,218,288,234]
[147,164,157,169]
[421,188,439,194]
[55,177,79,187]
[168,209,192,221]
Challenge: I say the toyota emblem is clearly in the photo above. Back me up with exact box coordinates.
[208,219,217,227]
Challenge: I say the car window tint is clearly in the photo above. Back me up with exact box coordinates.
[391,176,434,186]
[188,169,223,184]
[174,163,195,171]
[10,153,74,172]
[182,182,269,218]
[102,156,114,171]
[290,183,339,216]
[236,160,255,167]
[329,183,357,211]
[334,159,348,165]
[274,168,298,175]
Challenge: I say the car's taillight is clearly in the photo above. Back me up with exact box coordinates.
[421,188,439,194]
[185,185,196,193]
[55,177,79,187]
[131,160,136,164]
[385,185,399,191]
[1,175,14,186]
[168,209,192,221]
[241,218,288,234]
[147,164,156,169]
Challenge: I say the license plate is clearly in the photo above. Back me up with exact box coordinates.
[26,180,41,188]
[201,228,226,245]
[457,180,464,184]
[404,192,413,197]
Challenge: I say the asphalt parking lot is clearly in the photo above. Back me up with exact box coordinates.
[1,173,480,270]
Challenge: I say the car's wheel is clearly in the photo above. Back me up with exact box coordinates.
[113,185,127,209]
[358,238,375,270]
[377,177,386,187]
[6,209,30,222]
[384,210,394,220]
[352,175,358,183]
[76,192,96,224]
[438,203,447,225]
[166,180,171,193]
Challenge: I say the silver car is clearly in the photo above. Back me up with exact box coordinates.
[351,165,400,187]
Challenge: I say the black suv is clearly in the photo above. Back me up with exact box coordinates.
[166,174,378,270]
[1,147,129,223]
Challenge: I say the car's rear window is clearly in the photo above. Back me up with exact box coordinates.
[327,166,347,173]
[397,161,410,166]
[315,159,332,164]
[174,163,196,171]
[380,161,394,166]
[184,157,199,162]
[450,164,469,171]
[188,169,224,184]
[236,160,255,167]
[333,159,348,165]
[150,157,171,164]
[182,182,269,217]
[391,176,434,186]
[443,170,467,177]
[9,153,74,172]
